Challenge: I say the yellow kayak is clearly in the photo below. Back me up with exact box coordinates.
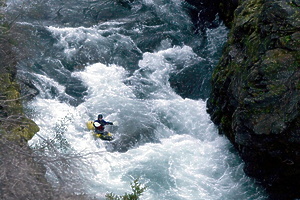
[86,121,114,141]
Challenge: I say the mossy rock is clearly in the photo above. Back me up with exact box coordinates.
[0,73,39,142]
[0,73,23,114]
[208,0,300,196]
[4,117,40,141]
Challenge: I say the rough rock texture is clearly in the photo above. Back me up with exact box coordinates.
[0,8,91,199]
[185,0,223,32]
[218,0,241,27]
[208,0,300,198]
[0,14,40,141]
[185,0,241,29]
[0,18,53,198]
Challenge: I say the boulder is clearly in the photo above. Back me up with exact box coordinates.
[207,0,300,198]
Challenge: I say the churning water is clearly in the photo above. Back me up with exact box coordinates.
[5,0,268,199]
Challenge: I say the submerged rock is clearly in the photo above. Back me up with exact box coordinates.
[208,0,300,198]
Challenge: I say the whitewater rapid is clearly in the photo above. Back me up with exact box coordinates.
[27,61,267,199]
[3,0,269,198]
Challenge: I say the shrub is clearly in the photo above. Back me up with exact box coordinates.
[105,179,147,200]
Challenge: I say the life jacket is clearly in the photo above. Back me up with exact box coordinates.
[94,120,106,132]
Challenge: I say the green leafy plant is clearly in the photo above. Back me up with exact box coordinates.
[105,179,147,200]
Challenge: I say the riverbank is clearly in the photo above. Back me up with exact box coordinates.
[0,4,92,199]
[208,0,300,199]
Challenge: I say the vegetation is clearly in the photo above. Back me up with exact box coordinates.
[208,0,300,198]
[0,2,146,199]
[106,179,147,200]
[0,2,55,199]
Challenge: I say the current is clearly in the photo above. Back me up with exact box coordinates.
[4,0,268,199]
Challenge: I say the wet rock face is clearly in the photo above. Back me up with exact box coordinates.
[207,0,300,198]
[218,0,241,27]
[184,0,222,31]
[185,0,243,30]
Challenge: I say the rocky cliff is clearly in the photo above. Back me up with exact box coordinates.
[0,13,55,198]
[208,0,300,198]
[0,4,90,199]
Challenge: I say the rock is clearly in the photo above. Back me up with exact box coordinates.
[184,0,222,32]
[0,12,50,199]
[218,0,241,27]
[0,28,90,200]
[0,72,40,141]
[207,0,300,198]
[18,73,40,101]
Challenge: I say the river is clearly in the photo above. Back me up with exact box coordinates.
[5,0,268,199]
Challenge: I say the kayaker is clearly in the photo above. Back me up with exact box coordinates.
[93,114,113,134]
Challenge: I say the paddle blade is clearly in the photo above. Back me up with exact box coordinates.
[113,121,119,126]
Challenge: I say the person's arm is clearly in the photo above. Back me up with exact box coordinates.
[103,119,113,125]
[100,119,113,125]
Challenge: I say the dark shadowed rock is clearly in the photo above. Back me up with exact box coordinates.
[184,0,222,32]
[207,0,300,198]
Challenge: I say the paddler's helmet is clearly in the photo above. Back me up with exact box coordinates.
[98,114,103,119]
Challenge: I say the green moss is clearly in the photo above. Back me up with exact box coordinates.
[245,34,260,58]
[233,0,263,28]
[267,84,287,96]
[221,116,228,125]
[7,117,40,141]
[279,32,300,51]
[247,104,274,117]
[289,1,300,7]
[0,73,39,142]
[0,73,23,114]
[280,35,293,45]
[261,49,298,81]
[296,80,300,90]
[238,0,263,16]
